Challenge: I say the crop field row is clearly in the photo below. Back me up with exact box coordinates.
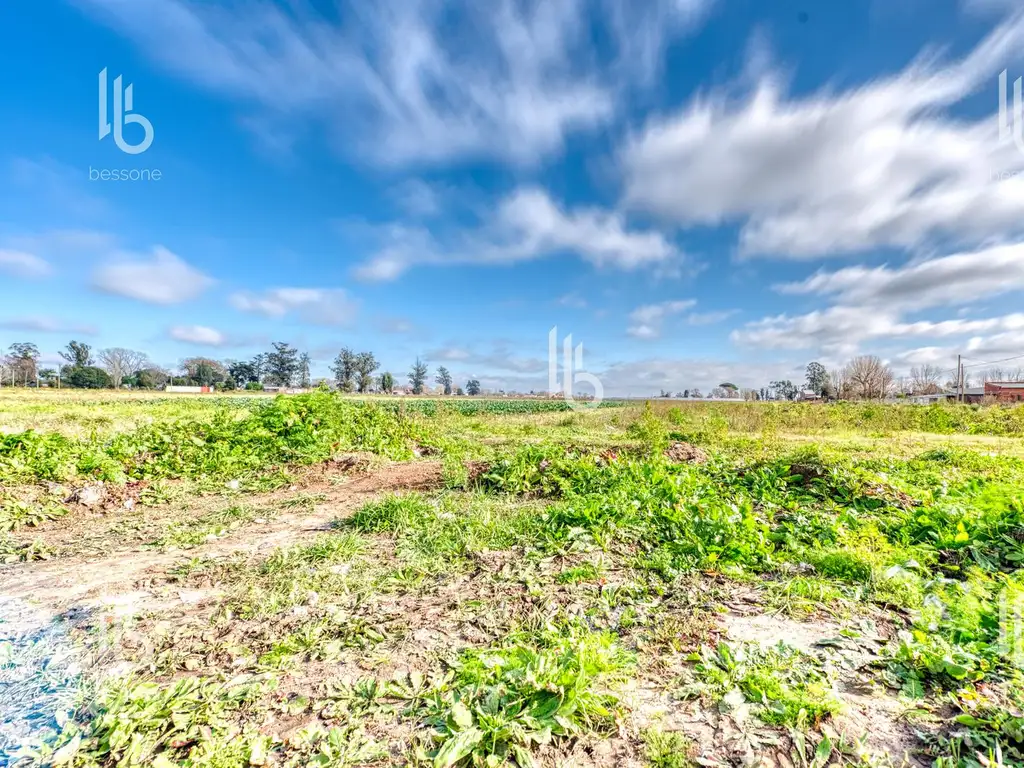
[1,392,1023,768]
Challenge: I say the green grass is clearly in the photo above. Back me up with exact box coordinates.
[5,390,1024,767]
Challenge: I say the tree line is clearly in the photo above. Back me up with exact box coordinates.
[1,339,486,395]
[659,356,1022,402]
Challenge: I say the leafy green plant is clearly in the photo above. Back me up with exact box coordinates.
[642,728,693,768]
[683,642,840,727]
[423,625,631,767]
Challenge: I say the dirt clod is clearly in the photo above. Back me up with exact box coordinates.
[665,442,708,464]
[65,482,107,507]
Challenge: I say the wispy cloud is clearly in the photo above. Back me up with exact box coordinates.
[0,316,97,335]
[229,287,358,326]
[627,299,697,339]
[75,0,712,166]
[622,13,1024,257]
[0,249,52,279]
[354,187,680,281]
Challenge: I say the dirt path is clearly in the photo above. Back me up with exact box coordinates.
[0,461,443,613]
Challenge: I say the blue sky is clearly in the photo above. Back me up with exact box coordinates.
[2,0,1024,394]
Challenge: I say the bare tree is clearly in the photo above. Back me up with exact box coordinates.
[983,367,1024,383]
[909,364,944,394]
[844,355,894,400]
[98,348,149,389]
[828,367,849,400]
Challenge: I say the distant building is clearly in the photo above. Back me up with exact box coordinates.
[165,385,214,394]
[907,391,955,404]
[953,387,987,404]
[798,389,821,401]
[984,381,1024,403]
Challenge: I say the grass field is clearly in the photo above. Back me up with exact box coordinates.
[1,391,1023,767]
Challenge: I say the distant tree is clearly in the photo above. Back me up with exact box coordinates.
[181,357,227,387]
[844,355,893,400]
[67,365,110,389]
[38,368,57,385]
[331,348,357,392]
[435,366,453,395]
[770,380,799,401]
[299,352,312,389]
[355,352,379,393]
[719,382,738,391]
[265,342,300,386]
[98,347,148,389]
[6,343,40,385]
[466,379,481,396]
[227,360,258,386]
[379,371,395,393]
[910,364,944,394]
[251,353,267,383]
[805,362,829,396]
[690,387,702,398]
[456,386,465,396]
[683,389,690,398]
[59,340,92,367]
[136,366,170,389]
[409,358,428,395]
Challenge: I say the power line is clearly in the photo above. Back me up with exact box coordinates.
[960,352,1024,370]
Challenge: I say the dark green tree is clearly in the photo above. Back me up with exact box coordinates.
[67,365,110,389]
[409,358,428,395]
[355,352,379,393]
[805,362,829,396]
[228,360,258,386]
[379,371,395,393]
[265,342,300,386]
[59,340,92,367]
[466,379,481,396]
[331,348,357,392]
[435,366,453,395]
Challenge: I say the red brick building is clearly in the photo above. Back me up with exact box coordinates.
[983,381,1024,403]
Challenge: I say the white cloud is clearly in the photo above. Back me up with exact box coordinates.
[425,344,548,374]
[627,299,697,338]
[734,238,1024,358]
[778,242,1024,311]
[92,246,214,304]
[621,13,1024,257]
[229,287,358,326]
[731,306,1024,355]
[556,292,588,309]
[0,249,52,279]
[354,187,680,280]
[0,316,96,335]
[376,316,416,334]
[169,325,227,346]
[77,0,711,167]
[686,309,737,325]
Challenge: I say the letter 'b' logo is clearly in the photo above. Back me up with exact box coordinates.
[99,68,154,155]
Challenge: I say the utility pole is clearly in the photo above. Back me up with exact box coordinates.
[957,355,964,403]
